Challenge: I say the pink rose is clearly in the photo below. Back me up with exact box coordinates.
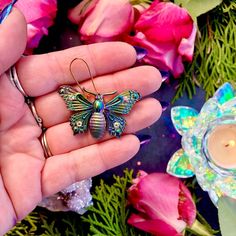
[68,0,134,43]
[0,0,57,54]
[126,1,196,78]
[127,171,196,236]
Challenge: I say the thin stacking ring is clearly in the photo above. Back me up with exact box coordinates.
[8,66,28,97]
[40,131,53,158]
[8,66,51,158]
[8,66,44,128]
[27,99,44,128]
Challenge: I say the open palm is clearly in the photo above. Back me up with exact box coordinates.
[0,9,162,235]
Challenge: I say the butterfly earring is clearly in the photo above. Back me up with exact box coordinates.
[58,58,141,139]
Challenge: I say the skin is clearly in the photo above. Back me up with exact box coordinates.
[0,9,162,235]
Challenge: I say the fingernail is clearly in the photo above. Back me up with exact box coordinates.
[135,134,151,147]
[160,70,170,83]
[160,101,170,111]
[0,0,17,24]
[133,46,148,60]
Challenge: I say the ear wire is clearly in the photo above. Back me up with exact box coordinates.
[69,58,98,94]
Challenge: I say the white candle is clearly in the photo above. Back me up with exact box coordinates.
[207,124,236,169]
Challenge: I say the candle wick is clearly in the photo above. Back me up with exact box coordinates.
[225,140,235,148]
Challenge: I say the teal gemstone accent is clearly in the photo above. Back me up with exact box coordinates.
[214,83,235,105]
[93,100,104,112]
[167,149,195,178]
[171,106,199,135]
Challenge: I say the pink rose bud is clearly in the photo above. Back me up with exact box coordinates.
[68,0,134,43]
[126,1,197,78]
[0,0,57,54]
[128,171,196,236]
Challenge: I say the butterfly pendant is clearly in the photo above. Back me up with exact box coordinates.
[58,86,141,139]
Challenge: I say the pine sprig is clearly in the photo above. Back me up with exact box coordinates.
[173,0,236,102]
[6,210,86,236]
[6,170,217,236]
[6,212,44,236]
[81,169,144,236]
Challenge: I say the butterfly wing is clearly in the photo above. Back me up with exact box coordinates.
[105,112,126,137]
[58,85,93,111]
[70,110,93,134]
[105,90,141,114]
[105,90,140,137]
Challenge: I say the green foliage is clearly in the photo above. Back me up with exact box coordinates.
[173,0,236,102]
[6,170,218,236]
[185,212,219,236]
[81,169,148,236]
[129,0,152,5]
[218,196,236,236]
[6,212,44,236]
[6,210,86,236]
[174,0,223,20]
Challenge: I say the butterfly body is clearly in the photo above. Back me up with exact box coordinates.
[89,112,106,139]
[59,86,141,139]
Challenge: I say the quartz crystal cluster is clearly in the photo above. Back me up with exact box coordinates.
[167,83,236,204]
[38,179,92,214]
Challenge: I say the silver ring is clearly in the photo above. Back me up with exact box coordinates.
[8,66,44,128]
[8,66,28,97]
[27,98,44,128]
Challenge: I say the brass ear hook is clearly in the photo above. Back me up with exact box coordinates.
[69,57,98,94]
[83,87,117,97]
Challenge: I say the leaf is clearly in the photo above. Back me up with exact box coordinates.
[174,0,223,19]
[173,1,236,102]
[218,196,236,236]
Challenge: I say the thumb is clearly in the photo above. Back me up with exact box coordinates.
[0,7,27,76]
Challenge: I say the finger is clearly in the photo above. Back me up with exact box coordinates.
[0,176,17,235]
[0,8,27,75]
[42,134,140,196]
[45,98,161,155]
[0,73,25,130]
[16,42,137,96]
[35,65,162,128]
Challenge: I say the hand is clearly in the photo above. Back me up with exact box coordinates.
[0,9,162,234]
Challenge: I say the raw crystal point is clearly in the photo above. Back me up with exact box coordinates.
[38,179,92,214]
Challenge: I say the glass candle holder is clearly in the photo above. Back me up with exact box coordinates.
[203,118,236,174]
[167,83,236,205]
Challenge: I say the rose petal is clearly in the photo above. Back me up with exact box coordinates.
[125,1,195,78]
[135,2,193,43]
[126,32,185,77]
[74,0,134,43]
[128,213,182,236]
[0,0,15,9]
[178,181,196,226]
[128,174,187,232]
[15,0,57,23]
[12,0,57,53]
[68,0,99,25]
[80,1,132,36]
[178,24,197,61]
